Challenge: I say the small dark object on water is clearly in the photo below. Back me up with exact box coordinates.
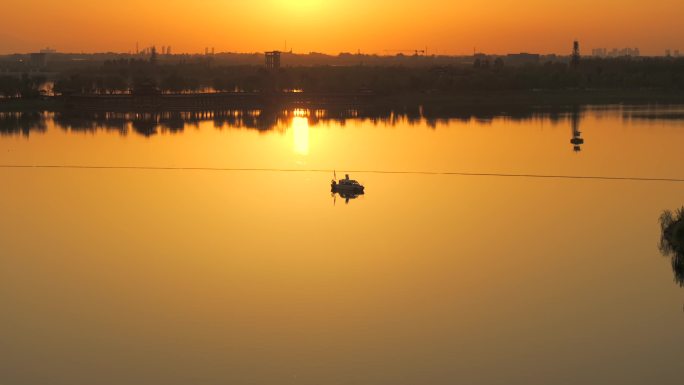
[331,173,365,194]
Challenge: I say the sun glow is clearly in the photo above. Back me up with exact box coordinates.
[1,0,682,55]
[273,0,328,17]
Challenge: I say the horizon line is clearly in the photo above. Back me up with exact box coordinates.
[1,49,678,58]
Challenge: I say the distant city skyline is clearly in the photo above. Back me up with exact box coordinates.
[1,0,683,56]
[4,46,682,58]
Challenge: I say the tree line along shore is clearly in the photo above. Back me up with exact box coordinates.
[1,57,683,110]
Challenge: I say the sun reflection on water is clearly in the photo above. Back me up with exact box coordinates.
[292,116,310,155]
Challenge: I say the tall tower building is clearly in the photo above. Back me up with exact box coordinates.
[571,40,581,68]
[265,51,281,70]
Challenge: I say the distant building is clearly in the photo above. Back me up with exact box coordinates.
[592,48,608,57]
[665,49,672,57]
[675,50,681,57]
[27,47,57,67]
[571,40,581,67]
[592,47,640,58]
[505,53,540,66]
[265,51,281,69]
[29,53,48,67]
[150,46,157,64]
[472,52,490,68]
[542,54,561,63]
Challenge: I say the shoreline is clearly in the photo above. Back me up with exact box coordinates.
[2,89,684,112]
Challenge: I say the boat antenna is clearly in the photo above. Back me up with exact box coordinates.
[334,170,337,180]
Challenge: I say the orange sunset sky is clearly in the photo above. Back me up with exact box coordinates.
[1,0,682,55]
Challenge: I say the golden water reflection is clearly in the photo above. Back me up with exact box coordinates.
[292,116,310,155]
[1,106,684,385]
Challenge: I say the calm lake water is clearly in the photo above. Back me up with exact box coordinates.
[1,106,684,385]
